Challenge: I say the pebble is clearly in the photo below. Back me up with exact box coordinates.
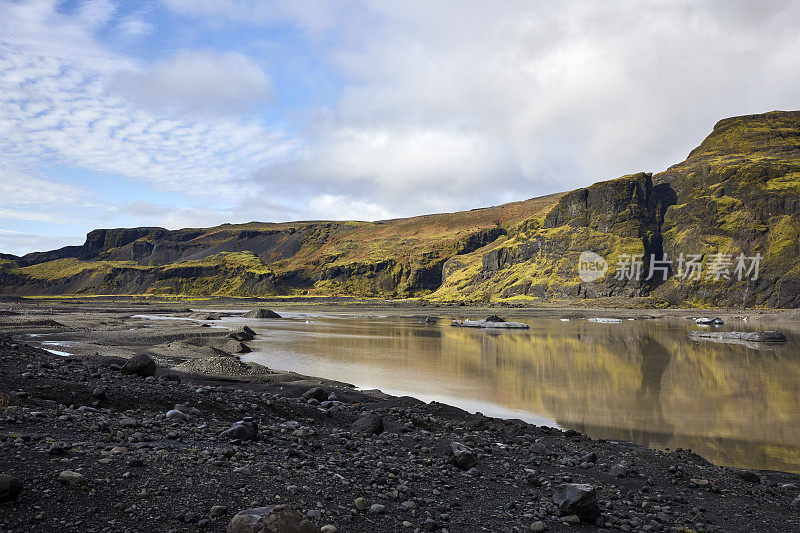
[58,470,87,487]
[210,505,227,517]
[166,409,188,421]
[354,497,369,511]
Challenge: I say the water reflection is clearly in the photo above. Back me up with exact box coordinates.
[240,315,800,472]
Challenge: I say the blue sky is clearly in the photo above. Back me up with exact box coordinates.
[2,0,800,255]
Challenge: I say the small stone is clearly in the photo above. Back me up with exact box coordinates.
[422,518,439,531]
[561,514,580,525]
[609,463,627,477]
[119,417,138,428]
[226,505,314,533]
[166,409,188,421]
[92,386,108,400]
[320,526,337,533]
[220,420,258,441]
[0,474,23,502]
[791,495,800,510]
[690,478,710,486]
[450,441,478,470]
[58,470,86,487]
[531,521,546,532]
[210,505,227,517]
[301,387,327,402]
[737,470,761,483]
[369,503,386,514]
[354,497,369,511]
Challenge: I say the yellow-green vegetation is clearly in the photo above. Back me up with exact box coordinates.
[4,111,800,307]
[17,258,146,281]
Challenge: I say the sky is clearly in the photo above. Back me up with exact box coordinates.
[2,0,800,255]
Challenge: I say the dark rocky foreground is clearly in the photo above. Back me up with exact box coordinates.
[2,335,800,532]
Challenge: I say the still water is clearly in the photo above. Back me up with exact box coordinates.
[232,313,800,473]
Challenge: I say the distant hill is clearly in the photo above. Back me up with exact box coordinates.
[3,111,799,307]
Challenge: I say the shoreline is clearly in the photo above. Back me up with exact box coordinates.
[2,299,800,531]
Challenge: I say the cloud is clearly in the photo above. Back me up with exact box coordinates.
[0,228,74,257]
[5,0,800,258]
[306,194,393,221]
[250,0,800,217]
[0,0,294,204]
[116,15,154,38]
[110,51,273,115]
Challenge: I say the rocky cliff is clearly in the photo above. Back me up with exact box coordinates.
[3,111,799,307]
[433,111,800,307]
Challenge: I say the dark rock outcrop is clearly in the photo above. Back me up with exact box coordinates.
[351,413,384,436]
[121,354,157,377]
[243,308,281,319]
[553,483,601,522]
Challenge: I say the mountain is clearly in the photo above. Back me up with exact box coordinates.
[3,111,799,307]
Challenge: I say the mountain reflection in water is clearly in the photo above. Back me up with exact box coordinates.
[239,315,800,472]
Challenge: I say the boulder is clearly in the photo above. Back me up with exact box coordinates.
[301,387,327,402]
[351,413,384,436]
[552,483,600,522]
[220,419,258,441]
[243,309,282,319]
[449,441,478,470]
[229,326,257,342]
[0,474,22,502]
[226,504,315,533]
[121,353,157,377]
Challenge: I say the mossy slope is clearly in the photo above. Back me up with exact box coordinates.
[3,111,800,307]
[432,111,800,307]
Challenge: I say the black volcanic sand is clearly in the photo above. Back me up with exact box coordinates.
[1,300,800,532]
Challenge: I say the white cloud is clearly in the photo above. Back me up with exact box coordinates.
[0,0,294,204]
[306,194,393,221]
[0,228,74,257]
[116,15,154,37]
[110,51,273,115]
[251,0,800,216]
[5,0,800,256]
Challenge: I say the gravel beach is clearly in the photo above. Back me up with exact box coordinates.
[1,299,800,532]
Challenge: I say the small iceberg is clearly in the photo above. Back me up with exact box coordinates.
[690,330,787,345]
[587,318,622,324]
[695,317,725,326]
[451,316,529,329]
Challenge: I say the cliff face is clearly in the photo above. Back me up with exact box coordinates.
[433,172,671,302]
[433,111,800,307]
[653,111,800,307]
[3,111,800,307]
[0,196,558,299]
